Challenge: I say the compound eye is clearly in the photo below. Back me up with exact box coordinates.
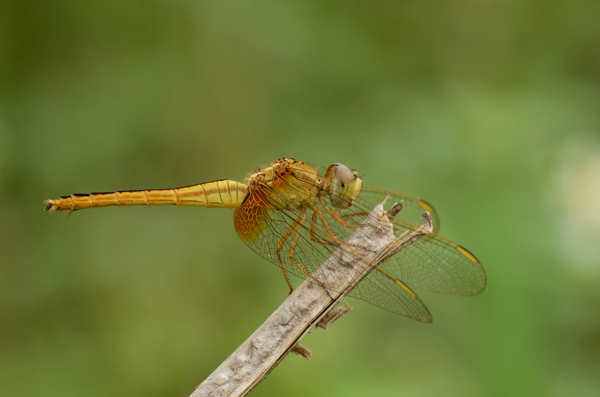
[334,164,355,185]
[329,163,363,209]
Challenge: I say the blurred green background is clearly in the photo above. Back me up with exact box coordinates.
[1,1,600,396]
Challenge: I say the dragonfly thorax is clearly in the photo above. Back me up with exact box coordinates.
[246,158,321,211]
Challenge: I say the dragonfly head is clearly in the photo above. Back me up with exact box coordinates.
[325,163,363,209]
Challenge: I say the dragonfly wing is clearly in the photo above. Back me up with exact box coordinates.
[377,228,486,296]
[235,195,435,321]
[351,197,486,296]
[304,198,433,321]
[234,162,484,321]
[358,185,441,234]
[347,195,486,296]
[349,269,432,322]
[234,188,349,287]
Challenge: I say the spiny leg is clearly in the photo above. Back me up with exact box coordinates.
[319,196,363,228]
[309,208,367,249]
[313,206,374,252]
[309,210,335,245]
[287,214,330,294]
[275,217,301,294]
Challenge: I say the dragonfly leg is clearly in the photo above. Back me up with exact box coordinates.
[309,209,350,246]
[309,210,335,245]
[319,197,363,228]
[313,206,375,253]
[275,216,301,294]
[287,214,329,293]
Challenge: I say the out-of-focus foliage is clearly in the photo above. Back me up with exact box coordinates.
[1,1,599,396]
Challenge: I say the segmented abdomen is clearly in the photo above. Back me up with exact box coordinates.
[44,180,248,216]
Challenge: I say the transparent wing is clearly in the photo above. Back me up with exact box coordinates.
[234,162,485,322]
[311,192,485,315]
[295,162,484,295]
[234,191,434,322]
[349,265,432,322]
[348,196,486,296]
[359,185,441,234]
[233,188,354,294]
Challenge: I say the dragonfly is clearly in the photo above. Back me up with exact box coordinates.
[44,158,486,322]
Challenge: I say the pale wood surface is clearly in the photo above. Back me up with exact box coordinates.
[191,201,432,397]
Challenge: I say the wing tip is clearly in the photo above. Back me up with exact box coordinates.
[418,199,435,213]
[455,245,487,294]
[456,245,479,264]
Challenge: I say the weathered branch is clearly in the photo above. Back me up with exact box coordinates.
[192,201,432,397]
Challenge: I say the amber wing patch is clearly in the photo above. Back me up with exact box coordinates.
[234,196,269,243]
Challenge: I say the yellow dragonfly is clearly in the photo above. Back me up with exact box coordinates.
[44,158,486,322]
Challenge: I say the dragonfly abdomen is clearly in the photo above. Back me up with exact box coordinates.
[44,180,248,216]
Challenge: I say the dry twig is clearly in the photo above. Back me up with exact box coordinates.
[192,200,432,397]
